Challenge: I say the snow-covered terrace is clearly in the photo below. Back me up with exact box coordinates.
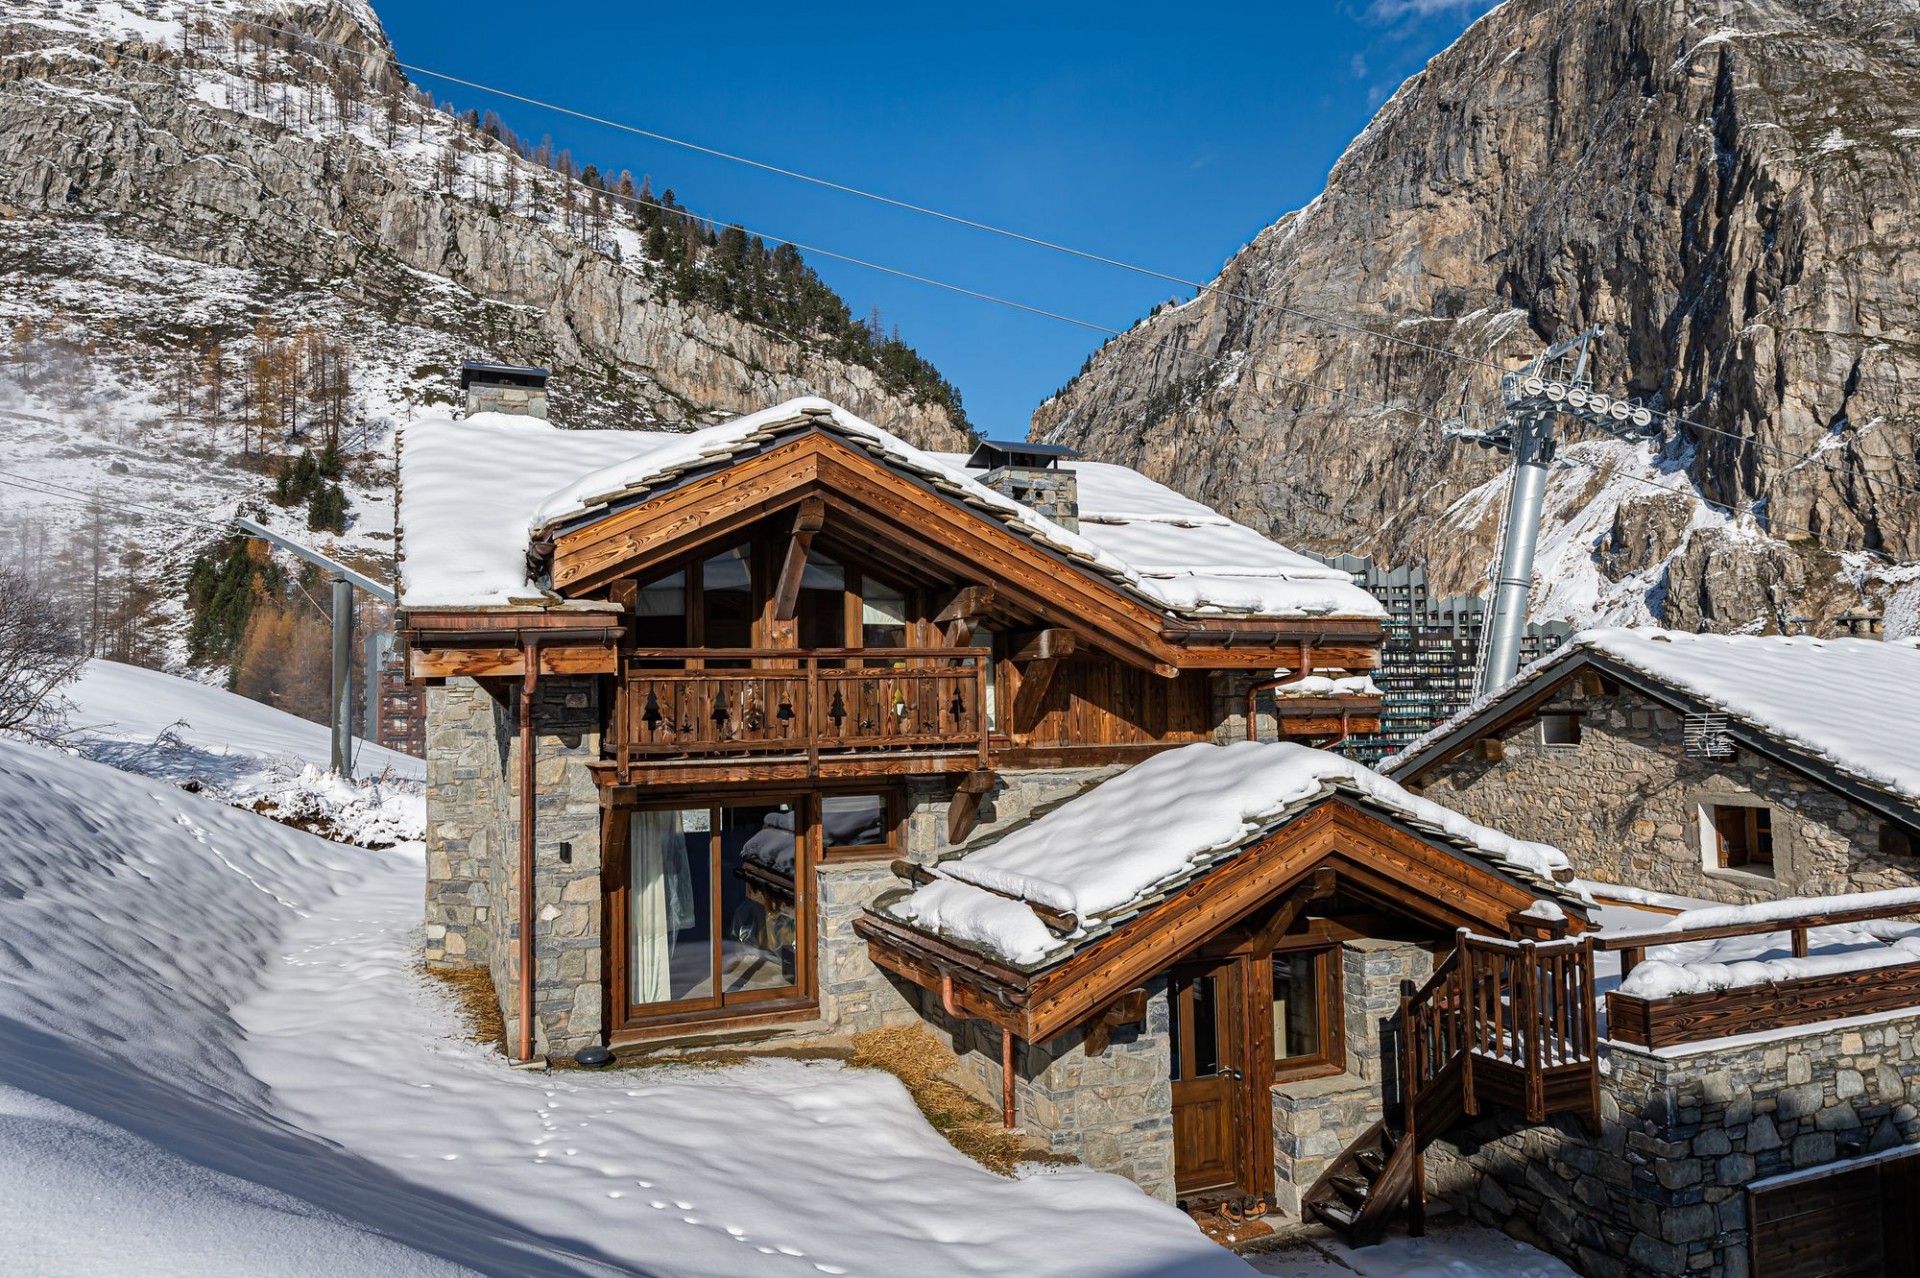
[397,397,1384,623]
[880,740,1585,968]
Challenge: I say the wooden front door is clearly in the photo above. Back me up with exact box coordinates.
[1169,958,1245,1198]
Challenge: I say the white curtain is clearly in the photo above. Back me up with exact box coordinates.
[630,810,695,1005]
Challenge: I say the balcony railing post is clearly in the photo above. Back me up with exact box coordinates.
[806,656,820,774]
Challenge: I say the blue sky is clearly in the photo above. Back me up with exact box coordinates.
[373,1,1501,433]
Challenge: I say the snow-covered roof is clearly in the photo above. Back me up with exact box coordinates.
[1387,628,1920,811]
[397,397,1383,621]
[881,740,1582,967]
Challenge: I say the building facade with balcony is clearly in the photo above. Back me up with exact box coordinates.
[396,396,1393,1064]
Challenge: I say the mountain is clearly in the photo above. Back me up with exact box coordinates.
[0,0,968,668]
[1033,0,1920,636]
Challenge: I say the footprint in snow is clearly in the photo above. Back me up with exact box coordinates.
[674,1201,693,1210]
[814,1266,847,1275]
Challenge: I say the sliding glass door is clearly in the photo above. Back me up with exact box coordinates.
[626,800,806,1020]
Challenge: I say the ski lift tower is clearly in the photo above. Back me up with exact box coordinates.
[231,517,396,778]
[1445,327,1666,695]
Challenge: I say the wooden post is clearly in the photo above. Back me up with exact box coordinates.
[1519,939,1543,1122]
[1791,927,1810,959]
[1402,989,1424,1237]
[1002,1027,1017,1129]
[1619,945,1644,983]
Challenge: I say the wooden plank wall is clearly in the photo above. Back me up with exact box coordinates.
[1017,659,1213,749]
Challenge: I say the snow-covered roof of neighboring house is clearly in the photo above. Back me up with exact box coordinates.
[397,397,1383,621]
[878,740,1585,968]
[1385,628,1920,816]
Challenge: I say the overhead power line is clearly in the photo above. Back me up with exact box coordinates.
[201,10,1920,512]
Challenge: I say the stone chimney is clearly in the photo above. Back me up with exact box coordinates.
[460,361,550,419]
[966,439,1080,531]
[1832,610,1885,640]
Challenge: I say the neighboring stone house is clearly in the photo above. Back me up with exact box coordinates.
[1384,629,1920,905]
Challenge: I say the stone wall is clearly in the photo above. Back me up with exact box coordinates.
[928,980,1178,1204]
[422,675,605,1057]
[1413,679,1916,902]
[464,381,549,419]
[1429,1013,1920,1277]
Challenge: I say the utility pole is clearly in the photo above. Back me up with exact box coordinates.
[1445,328,1667,695]
[231,517,396,779]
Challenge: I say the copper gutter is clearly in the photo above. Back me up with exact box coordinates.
[1245,639,1318,742]
[516,637,541,1062]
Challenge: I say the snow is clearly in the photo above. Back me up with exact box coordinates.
[51,659,423,847]
[1612,888,1920,998]
[1575,629,1920,803]
[398,398,1383,621]
[892,878,1068,966]
[891,741,1574,963]
[1246,1221,1579,1277]
[0,734,1247,1276]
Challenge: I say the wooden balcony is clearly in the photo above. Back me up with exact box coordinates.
[610,649,991,783]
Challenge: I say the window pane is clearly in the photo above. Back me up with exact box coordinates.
[798,554,847,650]
[629,808,713,1005]
[703,547,754,650]
[1189,975,1221,1078]
[717,804,800,996]
[823,794,888,849]
[633,571,687,649]
[1273,952,1323,1062]
[861,578,909,651]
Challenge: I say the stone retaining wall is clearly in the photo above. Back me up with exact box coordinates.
[1413,679,1916,902]
[1429,1013,1920,1277]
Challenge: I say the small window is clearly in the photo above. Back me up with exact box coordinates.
[820,792,895,860]
[1883,823,1917,859]
[1271,946,1343,1080]
[1539,712,1582,747]
[632,570,687,649]
[860,578,909,652]
[1711,804,1774,873]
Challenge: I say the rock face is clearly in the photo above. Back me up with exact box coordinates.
[1033,0,1920,631]
[0,1,966,446]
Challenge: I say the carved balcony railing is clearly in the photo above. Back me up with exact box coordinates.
[611,649,991,775]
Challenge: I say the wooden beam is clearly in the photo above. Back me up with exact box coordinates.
[771,497,827,622]
[407,643,618,679]
[1009,628,1078,663]
[947,768,997,844]
[935,585,997,646]
[1248,867,1338,953]
[1010,658,1064,734]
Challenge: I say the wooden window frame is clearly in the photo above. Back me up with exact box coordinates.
[1268,939,1346,1083]
[1708,801,1776,874]
[609,793,819,1036]
[816,788,905,864]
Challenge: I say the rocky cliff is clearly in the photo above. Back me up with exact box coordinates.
[1033,0,1920,634]
[0,0,967,444]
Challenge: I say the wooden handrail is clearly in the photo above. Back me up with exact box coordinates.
[627,646,986,661]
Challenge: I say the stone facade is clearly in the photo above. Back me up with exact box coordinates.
[423,675,604,1057]
[1413,678,1918,902]
[1429,1013,1920,1277]
[1271,938,1437,1213]
[463,381,548,420]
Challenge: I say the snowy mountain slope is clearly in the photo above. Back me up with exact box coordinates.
[0,735,1249,1276]
[0,0,967,668]
[54,658,423,845]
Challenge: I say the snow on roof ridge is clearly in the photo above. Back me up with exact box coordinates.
[398,397,1384,619]
[886,740,1578,968]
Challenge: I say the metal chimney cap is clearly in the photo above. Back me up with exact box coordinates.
[966,439,1081,470]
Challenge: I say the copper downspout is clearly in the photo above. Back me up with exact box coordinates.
[943,972,1018,1130]
[1245,639,1318,742]
[516,638,541,1063]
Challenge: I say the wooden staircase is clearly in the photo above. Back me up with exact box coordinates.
[1303,930,1600,1246]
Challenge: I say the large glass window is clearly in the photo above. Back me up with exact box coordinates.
[821,793,890,855]
[861,577,909,652]
[627,800,803,1016]
[702,547,755,651]
[633,571,687,650]
[797,554,848,651]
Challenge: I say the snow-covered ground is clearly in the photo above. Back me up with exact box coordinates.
[1246,1221,1580,1277]
[50,658,422,847]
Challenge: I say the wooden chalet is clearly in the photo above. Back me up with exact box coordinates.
[398,395,1387,1060]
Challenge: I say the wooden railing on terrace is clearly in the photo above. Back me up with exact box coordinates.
[611,648,990,773]
[1306,931,1599,1245]
[1599,895,1920,1049]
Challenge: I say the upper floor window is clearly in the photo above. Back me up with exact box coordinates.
[1539,712,1582,747]
[1709,803,1774,874]
[1883,822,1917,859]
